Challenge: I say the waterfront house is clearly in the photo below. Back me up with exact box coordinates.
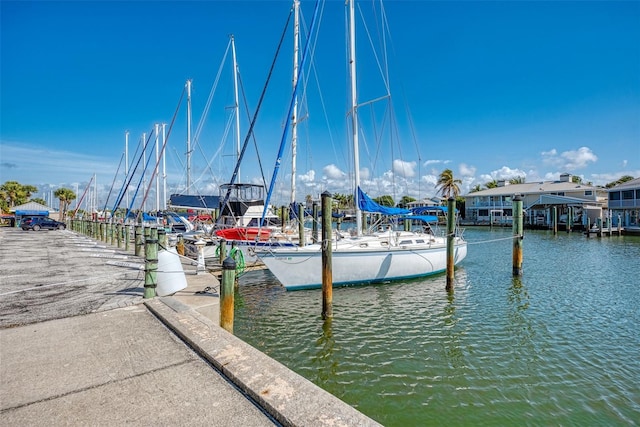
[608,177,640,235]
[463,173,608,229]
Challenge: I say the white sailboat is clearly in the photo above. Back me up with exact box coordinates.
[255,0,467,290]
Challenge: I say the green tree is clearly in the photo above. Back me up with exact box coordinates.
[470,184,483,193]
[436,169,462,199]
[398,195,416,208]
[30,197,48,205]
[485,180,498,189]
[509,176,525,184]
[373,195,395,207]
[0,181,38,210]
[605,175,635,188]
[54,187,76,219]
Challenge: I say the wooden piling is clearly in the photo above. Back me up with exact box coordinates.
[512,195,524,276]
[176,235,185,256]
[312,202,319,243]
[552,206,558,235]
[124,225,130,251]
[321,191,333,319]
[143,226,150,257]
[220,256,236,333]
[298,203,305,247]
[158,228,167,249]
[446,197,455,291]
[567,206,572,233]
[144,227,158,299]
[218,238,227,265]
[134,225,143,256]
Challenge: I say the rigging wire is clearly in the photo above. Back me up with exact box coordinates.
[216,5,295,225]
[137,86,187,220]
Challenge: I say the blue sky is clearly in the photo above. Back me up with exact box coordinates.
[2,0,639,209]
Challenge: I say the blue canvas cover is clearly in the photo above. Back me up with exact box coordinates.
[357,187,410,215]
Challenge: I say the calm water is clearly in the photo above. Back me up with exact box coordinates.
[233,228,640,426]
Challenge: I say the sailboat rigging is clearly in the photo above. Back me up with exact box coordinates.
[254,0,467,290]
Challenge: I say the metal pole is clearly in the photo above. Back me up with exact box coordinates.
[512,195,524,276]
[144,227,158,299]
[446,197,455,291]
[220,256,237,333]
[321,191,333,319]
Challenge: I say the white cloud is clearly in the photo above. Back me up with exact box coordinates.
[541,146,597,171]
[423,159,450,167]
[458,163,476,177]
[298,169,316,183]
[393,159,417,178]
[478,166,527,183]
[322,164,346,180]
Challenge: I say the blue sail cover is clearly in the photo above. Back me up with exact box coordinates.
[357,187,410,215]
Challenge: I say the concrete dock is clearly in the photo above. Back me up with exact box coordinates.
[0,227,380,426]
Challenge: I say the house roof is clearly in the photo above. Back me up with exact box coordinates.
[9,201,56,213]
[464,180,601,197]
[527,194,600,208]
[608,177,640,191]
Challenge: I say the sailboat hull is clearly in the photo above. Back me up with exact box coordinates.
[257,236,467,290]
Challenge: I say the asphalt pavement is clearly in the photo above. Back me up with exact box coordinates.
[0,226,380,426]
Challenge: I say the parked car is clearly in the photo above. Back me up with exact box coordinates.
[21,217,66,231]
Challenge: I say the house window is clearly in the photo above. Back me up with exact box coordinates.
[504,209,513,216]
[584,190,593,196]
[636,189,640,199]
[622,190,634,200]
[610,191,621,201]
[479,209,488,216]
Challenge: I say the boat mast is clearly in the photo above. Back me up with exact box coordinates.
[125,131,129,209]
[349,0,362,236]
[141,132,146,212]
[231,35,241,181]
[186,79,192,194]
[162,123,167,210]
[290,0,300,204]
[154,123,160,214]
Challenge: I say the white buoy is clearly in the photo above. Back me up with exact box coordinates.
[156,247,188,296]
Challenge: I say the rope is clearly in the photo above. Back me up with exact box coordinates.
[466,235,523,245]
[214,245,246,274]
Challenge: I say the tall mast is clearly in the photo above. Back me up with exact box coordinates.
[231,35,241,181]
[142,132,146,212]
[290,0,300,204]
[125,131,130,209]
[349,0,362,236]
[154,123,160,213]
[186,79,192,194]
[162,123,167,210]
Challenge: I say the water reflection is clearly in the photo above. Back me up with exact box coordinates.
[313,318,337,383]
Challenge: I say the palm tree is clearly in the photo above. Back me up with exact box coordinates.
[509,176,525,184]
[485,180,498,189]
[470,184,482,193]
[54,188,76,220]
[436,169,462,199]
[0,181,38,208]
